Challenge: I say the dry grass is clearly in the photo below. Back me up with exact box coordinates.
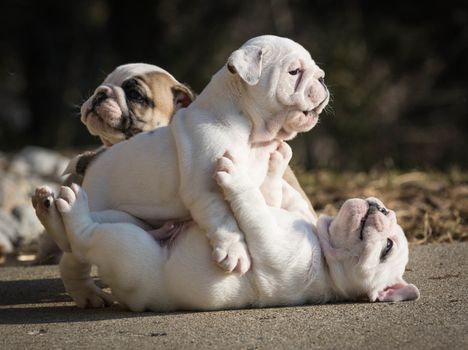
[295,167,468,243]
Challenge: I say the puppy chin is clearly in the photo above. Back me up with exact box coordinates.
[83,111,126,145]
[283,111,319,135]
[94,99,124,127]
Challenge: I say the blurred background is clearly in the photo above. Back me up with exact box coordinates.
[1,0,467,170]
[0,0,467,262]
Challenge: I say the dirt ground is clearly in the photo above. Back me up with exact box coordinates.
[1,243,467,349]
[296,168,467,244]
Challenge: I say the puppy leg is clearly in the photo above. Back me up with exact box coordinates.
[59,252,114,308]
[215,153,299,270]
[32,186,71,252]
[260,141,292,208]
[51,185,114,308]
[57,184,163,312]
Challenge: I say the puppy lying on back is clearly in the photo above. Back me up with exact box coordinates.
[35,63,194,264]
[45,142,419,312]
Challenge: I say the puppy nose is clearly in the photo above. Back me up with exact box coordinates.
[367,200,389,215]
[92,91,108,109]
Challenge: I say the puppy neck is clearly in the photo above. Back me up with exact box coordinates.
[197,68,286,144]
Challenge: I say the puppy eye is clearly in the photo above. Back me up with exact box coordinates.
[127,89,145,103]
[289,68,301,76]
[318,76,325,84]
[380,239,394,261]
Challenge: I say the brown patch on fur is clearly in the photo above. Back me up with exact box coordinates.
[75,150,104,176]
[134,72,194,131]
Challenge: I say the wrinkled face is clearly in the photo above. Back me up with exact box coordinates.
[226,36,329,141]
[80,63,193,146]
[319,197,418,301]
[273,50,329,138]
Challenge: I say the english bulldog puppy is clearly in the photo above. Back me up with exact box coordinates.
[34,63,195,264]
[81,63,194,147]
[46,143,418,312]
[62,35,328,274]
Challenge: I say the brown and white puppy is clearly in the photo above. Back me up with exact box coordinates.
[80,63,194,147]
[35,63,195,264]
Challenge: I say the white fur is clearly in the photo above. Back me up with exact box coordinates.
[55,146,418,312]
[80,35,329,274]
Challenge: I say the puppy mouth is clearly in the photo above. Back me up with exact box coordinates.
[359,201,389,240]
[302,110,318,118]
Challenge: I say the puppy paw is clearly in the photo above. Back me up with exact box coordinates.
[32,186,54,215]
[56,184,89,216]
[267,141,292,178]
[212,239,251,275]
[68,283,114,309]
[32,186,71,252]
[215,152,253,198]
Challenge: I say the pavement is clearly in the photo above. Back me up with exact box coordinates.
[0,242,467,349]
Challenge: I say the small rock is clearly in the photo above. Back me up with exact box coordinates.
[0,209,20,254]
[12,205,44,245]
[9,146,70,180]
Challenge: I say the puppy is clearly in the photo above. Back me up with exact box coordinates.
[81,63,194,147]
[47,142,418,312]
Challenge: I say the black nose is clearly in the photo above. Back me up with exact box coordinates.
[367,200,389,215]
[92,91,108,109]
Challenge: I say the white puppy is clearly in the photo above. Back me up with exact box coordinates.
[51,143,419,312]
[73,35,329,275]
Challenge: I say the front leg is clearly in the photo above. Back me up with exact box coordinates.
[259,141,292,208]
[185,192,251,274]
[172,116,252,274]
[214,152,298,270]
[60,252,114,308]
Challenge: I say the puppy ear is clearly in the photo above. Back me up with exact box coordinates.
[316,215,333,238]
[317,215,354,262]
[372,279,420,302]
[227,46,264,85]
[172,84,195,110]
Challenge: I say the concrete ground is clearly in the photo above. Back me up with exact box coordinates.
[0,242,467,349]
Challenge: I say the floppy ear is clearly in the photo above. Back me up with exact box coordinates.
[373,279,420,302]
[227,45,264,85]
[172,84,195,110]
[316,215,351,262]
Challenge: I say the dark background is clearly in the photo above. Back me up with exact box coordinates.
[1,0,467,170]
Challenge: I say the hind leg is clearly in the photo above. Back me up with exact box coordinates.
[57,184,162,312]
[54,184,116,308]
[32,186,71,252]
